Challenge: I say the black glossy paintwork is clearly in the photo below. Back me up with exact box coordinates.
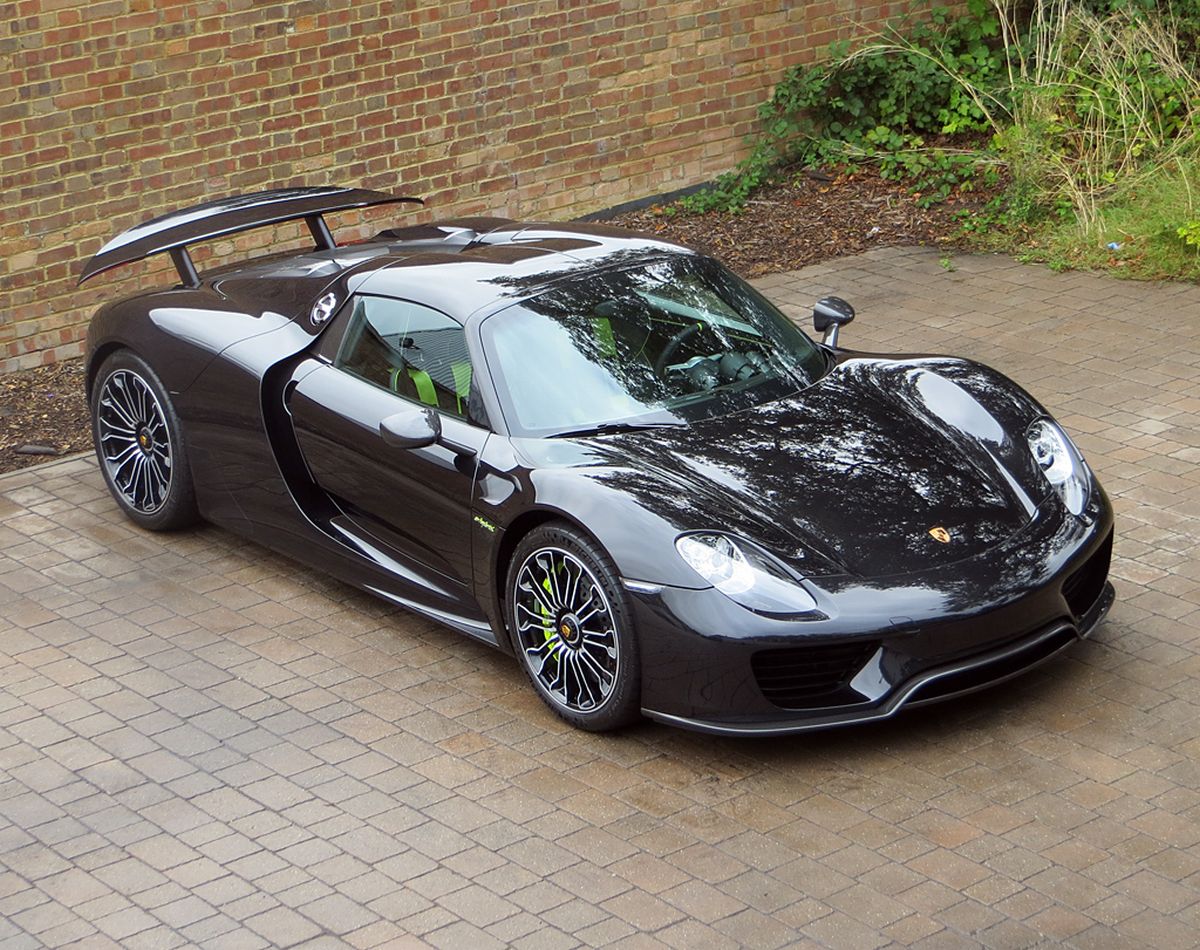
[289,363,484,595]
[537,354,1052,580]
[631,498,1113,733]
[83,202,1115,735]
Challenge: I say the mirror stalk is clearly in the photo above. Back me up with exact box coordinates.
[812,296,856,347]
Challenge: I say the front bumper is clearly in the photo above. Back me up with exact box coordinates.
[634,490,1115,737]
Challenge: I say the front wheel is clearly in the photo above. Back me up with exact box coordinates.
[506,522,641,731]
[91,349,199,531]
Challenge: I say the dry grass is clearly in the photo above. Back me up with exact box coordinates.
[855,1,1200,233]
[1002,1,1200,231]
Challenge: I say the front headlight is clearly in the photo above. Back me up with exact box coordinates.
[675,533,818,614]
[1026,418,1088,515]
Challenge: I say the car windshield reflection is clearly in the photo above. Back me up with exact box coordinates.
[481,256,829,437]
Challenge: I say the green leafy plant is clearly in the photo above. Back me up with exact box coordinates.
[677,1,1008,214]
[1020,163,1200,279]
[996,2,1200,231]
[836,0,1200,278]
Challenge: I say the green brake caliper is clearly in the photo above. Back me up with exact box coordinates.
[541,576,559,658]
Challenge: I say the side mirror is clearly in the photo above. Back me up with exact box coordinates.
[380,406,441,449]
[813,296,855,348]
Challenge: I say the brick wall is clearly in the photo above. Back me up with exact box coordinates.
[2,0,919,371]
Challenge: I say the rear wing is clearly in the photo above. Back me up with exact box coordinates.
[79,186,422,286]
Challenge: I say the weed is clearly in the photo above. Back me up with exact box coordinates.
[1021,163,1200,279]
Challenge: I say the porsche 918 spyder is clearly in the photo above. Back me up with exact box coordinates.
[80,186,1114,735]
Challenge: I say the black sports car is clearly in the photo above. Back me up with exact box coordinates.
[81,186,1114,736]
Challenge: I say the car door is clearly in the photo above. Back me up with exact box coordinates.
[287,294,488,620]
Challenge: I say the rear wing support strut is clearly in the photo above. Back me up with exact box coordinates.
[306,214,337,252]
[161,210,343,287]
[169,247,201,288]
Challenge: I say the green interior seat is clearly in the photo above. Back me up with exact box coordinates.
[593,317,617,357]
[451,362,472,415]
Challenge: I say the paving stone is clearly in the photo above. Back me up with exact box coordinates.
[243,905,322,946]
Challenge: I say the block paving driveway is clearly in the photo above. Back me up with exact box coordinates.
[2,248,1199,948]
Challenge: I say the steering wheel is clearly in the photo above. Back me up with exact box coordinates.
[654,323,705,377]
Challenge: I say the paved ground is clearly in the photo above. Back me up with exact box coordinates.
[2,247,1199,949]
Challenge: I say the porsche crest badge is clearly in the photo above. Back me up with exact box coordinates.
[928,526,951,543]
[310,292,338,326]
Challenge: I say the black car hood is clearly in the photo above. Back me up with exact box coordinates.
[569,356,1044,579]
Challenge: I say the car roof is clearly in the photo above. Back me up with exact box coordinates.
[355,221,693,321]
[204,219,693,325]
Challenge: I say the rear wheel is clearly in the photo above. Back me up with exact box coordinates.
[91,349,198,531]
[506,522,641,731]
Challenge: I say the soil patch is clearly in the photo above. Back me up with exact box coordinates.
[607,167,974,276]
[1,359,91,474]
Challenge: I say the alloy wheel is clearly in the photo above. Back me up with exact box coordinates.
[96,369,173,514]
[513,546,620,713]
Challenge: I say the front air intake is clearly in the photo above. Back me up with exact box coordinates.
[907,625,1077,705]
[751,641,879,709]
[1062,530,1112,619]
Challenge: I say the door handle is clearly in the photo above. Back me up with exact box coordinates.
[380,407,441,449]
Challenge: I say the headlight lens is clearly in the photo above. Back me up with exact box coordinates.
[1027,418,1088,515]
[675,533,818,614]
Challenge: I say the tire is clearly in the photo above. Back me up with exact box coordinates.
[91,349,199,531]
[505,522,641,731]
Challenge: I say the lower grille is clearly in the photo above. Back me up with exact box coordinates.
[1063,530,1112,619]
[752,641,879,709]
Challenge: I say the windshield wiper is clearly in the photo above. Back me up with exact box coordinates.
[549,420,683,439]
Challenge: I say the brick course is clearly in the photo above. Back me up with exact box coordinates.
[3,0,917,370]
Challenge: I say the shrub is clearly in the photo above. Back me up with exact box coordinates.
[678,1,1007,214]
[993,1,1200,231]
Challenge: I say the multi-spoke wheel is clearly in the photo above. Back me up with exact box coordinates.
[91,350,198,530]
[506,523,640,731]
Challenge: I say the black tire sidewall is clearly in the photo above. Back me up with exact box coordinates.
[91,349,198,531]
[505,522,641,732]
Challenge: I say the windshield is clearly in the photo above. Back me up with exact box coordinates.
[481,255,828,436]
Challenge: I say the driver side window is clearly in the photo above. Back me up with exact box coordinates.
[335,295,479,422]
